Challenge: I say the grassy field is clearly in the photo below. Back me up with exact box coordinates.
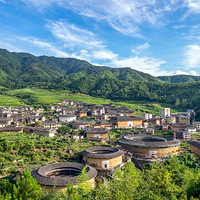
[2,88,180,116]
[0,94,24,107]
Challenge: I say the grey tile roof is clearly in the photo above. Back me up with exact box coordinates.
[81,146,124,159]
[31,162,97,186]
[119,134,181,148]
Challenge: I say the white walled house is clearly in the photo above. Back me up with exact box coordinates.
[58,114,76,122]
[159,108,170,119]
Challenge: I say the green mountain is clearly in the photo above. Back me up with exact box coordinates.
[158,75,200,83]
[0,48,161,88]
[1,48,200,119]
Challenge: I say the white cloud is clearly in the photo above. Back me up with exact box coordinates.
[21,0,181,37]
[17,36,72,57]
[172,70,198,76]
[184,0,200,13]
[45,21,166,75]
[173,25,187,29]
[108,56,167,76]
[46,21,105,50]
[0,40,23,52]
[132,43,150,54]
[184,44,200,68]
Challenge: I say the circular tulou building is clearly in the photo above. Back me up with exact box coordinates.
[119,134,181,161]
[31,162,97,190]
[81,146,124,176]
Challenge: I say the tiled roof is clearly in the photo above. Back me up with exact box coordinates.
[31,162,97,186]
[81,146,124,159]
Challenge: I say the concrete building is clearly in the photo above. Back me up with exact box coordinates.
[32,128,56,137]
[166,116,176,124]
[86,128,109,142]
[159,108,170,119]
[178,115,190,125]
[110,116,143,128]
[174,131,191,140]
[58,114,76,122]
[141,113,152,120]
[72,120,95,130]
[187,109,196,118]
[193,122,200,131]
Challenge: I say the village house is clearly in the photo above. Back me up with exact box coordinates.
[193,121,200,131]
[187,109,196,118]
[148,118,161,126]
[142,120,149,127]
[143,127,155,135]
[58,114,76,122]
[32,128,56,137]
[96,121,113,129]
[0,112,12,118]
[76,110,88,118]
[141,113,153,120]
[174,130,191,140]
[41,121,62,129]
[189,141,200,157]
[166,116,176,124]
[110,116,143,128]
[0,126,23,133]
[72,120,95,130]
[86,128,109,142]
[178,115,190,125]
[159,108,170,119]
[60,99,74,106]
[162,123,169,131]
[169,124,188,131]
[0,117,13,127]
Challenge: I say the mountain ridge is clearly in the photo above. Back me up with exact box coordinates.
[1,48,200,119]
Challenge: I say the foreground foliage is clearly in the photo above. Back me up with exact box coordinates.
[1,154,200,200]
[0,132,99,176]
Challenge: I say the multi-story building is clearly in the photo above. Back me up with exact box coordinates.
[193,122,200,131]
[159,108,170,119]
[174,131,191,140]
[166,116,176,124]
[110,116,143,128]
[141,113,152,120]
[178,115,190,125]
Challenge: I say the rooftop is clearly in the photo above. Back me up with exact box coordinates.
[119,134,181,148]
[110,116,142,121]
[86,128,108,134]
[81,146,124,159]
[31,162,97,186]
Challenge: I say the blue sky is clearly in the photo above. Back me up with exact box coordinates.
[1,0,200,76]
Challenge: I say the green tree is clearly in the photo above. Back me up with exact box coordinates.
[175,98,180,107]
[13,168,42,200]
[35,120,43,127]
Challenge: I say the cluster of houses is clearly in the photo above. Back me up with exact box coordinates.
[6,99,200,190]
[0,100,200,142]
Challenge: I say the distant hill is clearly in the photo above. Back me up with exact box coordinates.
[158,75,200,83]
[1,48,200,119]
[0,48,161,89]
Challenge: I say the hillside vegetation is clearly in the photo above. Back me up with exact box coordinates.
[1,88,179,116]
[1,49,200,118]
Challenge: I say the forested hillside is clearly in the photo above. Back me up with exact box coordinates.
[158,75,200,83]
[1,48,200,118]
